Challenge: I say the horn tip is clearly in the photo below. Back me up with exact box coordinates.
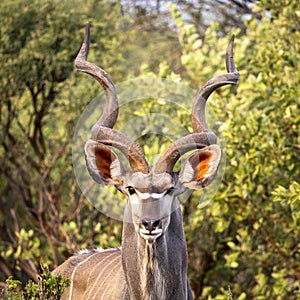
[75,23,91,70]
[226,34,238,74]
[84,23,91,45]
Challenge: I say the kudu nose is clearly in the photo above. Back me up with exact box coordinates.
[141,219,161,233]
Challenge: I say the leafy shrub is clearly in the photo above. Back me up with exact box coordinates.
[2,268,70,300]
[169,0,300,298]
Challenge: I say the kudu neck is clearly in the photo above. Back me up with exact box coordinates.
[121,206,189,299]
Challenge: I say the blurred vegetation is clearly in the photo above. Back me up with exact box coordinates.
[173,1,300,297]
[2,269,69,299]
[0,0,299,299]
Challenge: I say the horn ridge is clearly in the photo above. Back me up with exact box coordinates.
[154,132,217,174]
[91,126,150,173]
[191,35,239,133]
[75,23,119,129]
[76,23,149,173]
[154,35,240,174]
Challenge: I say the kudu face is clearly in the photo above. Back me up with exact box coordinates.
[85,137,222,244]
[78,23,239,244]
[121,171,178,242]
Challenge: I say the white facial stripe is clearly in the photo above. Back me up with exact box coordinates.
[140,228,162,235]
[130,194,140,204]
[151,192,166,199]
[136,190,165,200]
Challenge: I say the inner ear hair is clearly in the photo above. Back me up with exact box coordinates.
[84,140,123,186]
[179,144,221,190]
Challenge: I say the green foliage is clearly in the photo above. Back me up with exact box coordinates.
[0,0,124,283]
[170,0,300,298]
[1,0,299,299]
[3,269,70,299]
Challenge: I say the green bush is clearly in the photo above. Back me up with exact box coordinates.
[1,0,299,299]
[2,269,69,300]
[168,1,300,298]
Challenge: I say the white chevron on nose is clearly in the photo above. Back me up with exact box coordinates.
[136,190,165,200]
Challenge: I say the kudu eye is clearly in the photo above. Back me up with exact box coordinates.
[127,186,136,195]
[165,187,174,195]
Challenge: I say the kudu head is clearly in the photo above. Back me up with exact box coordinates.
[77,24,239,244]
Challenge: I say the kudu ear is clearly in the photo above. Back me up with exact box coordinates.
[84,139,124,186]
[179,145,221,190]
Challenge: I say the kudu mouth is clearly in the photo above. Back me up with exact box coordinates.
[139,229,163,243]
[139,218,163,243]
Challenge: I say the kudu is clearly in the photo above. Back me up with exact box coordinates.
[53,24,239,299]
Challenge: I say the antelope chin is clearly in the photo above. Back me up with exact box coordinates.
[139,228,163,243]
